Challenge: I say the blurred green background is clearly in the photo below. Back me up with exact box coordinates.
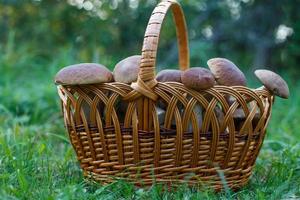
[0,0,299,199]
[1,0,299,70]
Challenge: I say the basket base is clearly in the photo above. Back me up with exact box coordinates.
[83,169,252,191]
[69,127,259,191]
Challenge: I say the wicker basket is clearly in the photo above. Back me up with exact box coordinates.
[56,0,274,190]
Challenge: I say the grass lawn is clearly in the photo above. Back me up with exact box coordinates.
[0,45,299,199]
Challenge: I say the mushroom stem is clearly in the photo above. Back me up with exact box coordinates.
[156,106,166,125]
[254,86,266,91]
[187,104,203,133]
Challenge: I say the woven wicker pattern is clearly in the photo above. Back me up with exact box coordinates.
[57,0,274,190]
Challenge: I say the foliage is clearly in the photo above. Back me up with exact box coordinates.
[1,0,299,71]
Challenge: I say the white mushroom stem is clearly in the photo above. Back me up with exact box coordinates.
[82,101,91,122]
[254,86,266,91]
[156,106,166,125]
[188,104,203,133]
[215,107,225,126]
[82,93,96,124]
[156,107,178,126]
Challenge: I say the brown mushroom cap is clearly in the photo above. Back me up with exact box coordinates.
[207,58,246,86]
[156,69,182,82]
[54,63,113,85]
[113,55,141,84]
[254,69,289,99]
[181,67,215,91]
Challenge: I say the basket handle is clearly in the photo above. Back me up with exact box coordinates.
[130,0,190,101]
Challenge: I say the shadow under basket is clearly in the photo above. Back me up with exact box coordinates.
[56,0,274,191]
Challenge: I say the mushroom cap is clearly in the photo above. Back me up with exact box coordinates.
[181,67,215,90]
[55,63,113,85]
[156,69,182,82]
[113,55,141,84]
[207,58,246,86]
[254,69,289,99]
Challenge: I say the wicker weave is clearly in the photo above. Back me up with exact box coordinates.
[56,0,274,190]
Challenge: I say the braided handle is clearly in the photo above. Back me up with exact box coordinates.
[131,0,189,100]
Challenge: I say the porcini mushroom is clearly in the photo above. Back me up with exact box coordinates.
[233,105,262,131]
[156,106,181,127]
[156,69,182,82]
[156,69,183,110]
[181,67,215,91]
[204,106,225,132]
[113,55,141,84]
[54,63,113,124]
[156,106,166,125]
[215,106,225,126]
[115,100,128,123]
[207,58,246,86]
[248,101,261,129]
[187,104,203,133]
[55,63,113,85]
[181,68,214,132]
[254,69,289,99]
[233,108,246,131]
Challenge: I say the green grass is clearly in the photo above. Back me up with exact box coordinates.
[0,43,300,200]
